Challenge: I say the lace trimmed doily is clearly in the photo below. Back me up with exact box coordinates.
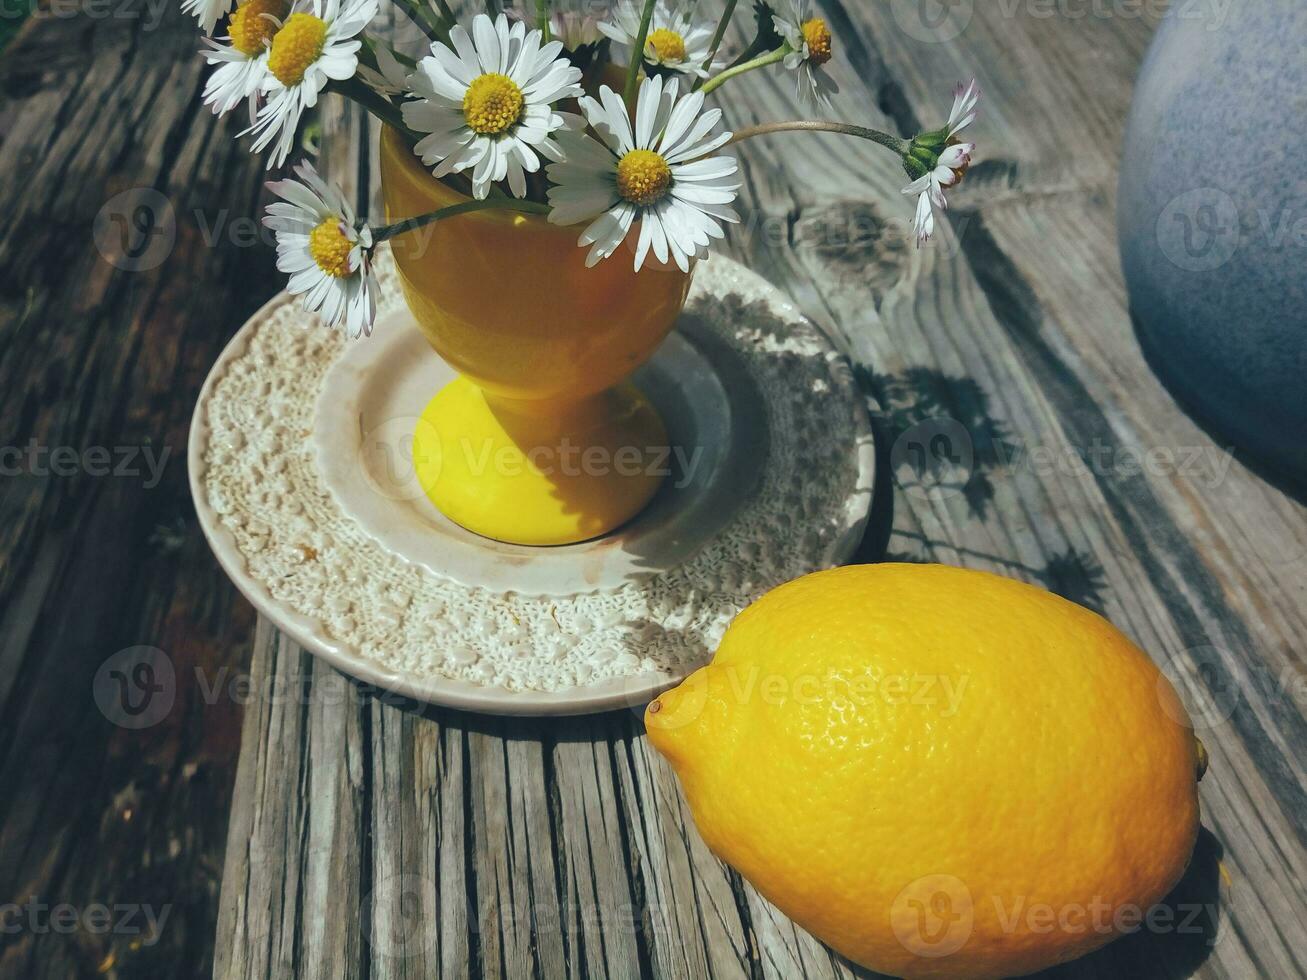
[190,248,874,714]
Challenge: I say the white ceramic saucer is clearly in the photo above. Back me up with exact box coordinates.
[190,248,874,715]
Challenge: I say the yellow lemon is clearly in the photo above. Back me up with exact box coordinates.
[646,564,1202,980]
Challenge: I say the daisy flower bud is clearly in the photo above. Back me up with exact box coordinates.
[901,79,980,247]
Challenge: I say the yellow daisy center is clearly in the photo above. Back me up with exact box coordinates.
[308,218,353,278]
[616,149,672,207]
[227,0,286,57]
[462,73,525,135]
[801,17,833,65]
[267,12,328,87]
[646,27,687,63]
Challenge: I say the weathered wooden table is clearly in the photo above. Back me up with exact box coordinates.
[1,0,1304,977]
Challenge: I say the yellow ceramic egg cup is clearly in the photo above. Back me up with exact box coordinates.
[379,127,693,546]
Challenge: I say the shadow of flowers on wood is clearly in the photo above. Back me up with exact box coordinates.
[855,364,1021,520]
[884,544,1108,616]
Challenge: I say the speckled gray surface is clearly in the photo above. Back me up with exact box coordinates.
[1118,0,1307,484]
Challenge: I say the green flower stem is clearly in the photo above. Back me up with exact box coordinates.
[727,119,907,155]
[623,0,659,104]
[357,33,394,71]
[373,198,552,243]
[332,76,420,143]
[430,0,457,29]
[694,0,738,89]
[390,0,446,44]
[699,45,788,96]
[536,0,551,40]
[725,31,770,71]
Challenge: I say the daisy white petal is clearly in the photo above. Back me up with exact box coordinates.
[546,77,741,273]
[184,0,236,36]
[947,79,981,136]
[910,191,936,247]
[937,142,974,170]
[263,161,379,336]
[356,43,409,101]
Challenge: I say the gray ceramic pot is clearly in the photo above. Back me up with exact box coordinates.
[1118,0,1307,486]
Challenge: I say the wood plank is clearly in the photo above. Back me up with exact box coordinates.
[208,1,1306,978]
[0,1,273,976]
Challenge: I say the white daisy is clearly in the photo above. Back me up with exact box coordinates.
[402,13,583,200]
[507,6,604,51]
[902,80,980,247]
[356,42,409,101]
[546,75,741,272]
[184,0,236,36]
[598,0,715,78]
[200,0,286,117]
[263,161,379,337]
[244,0,379,169]
[545,10,605,51]
[772,0,839,108]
